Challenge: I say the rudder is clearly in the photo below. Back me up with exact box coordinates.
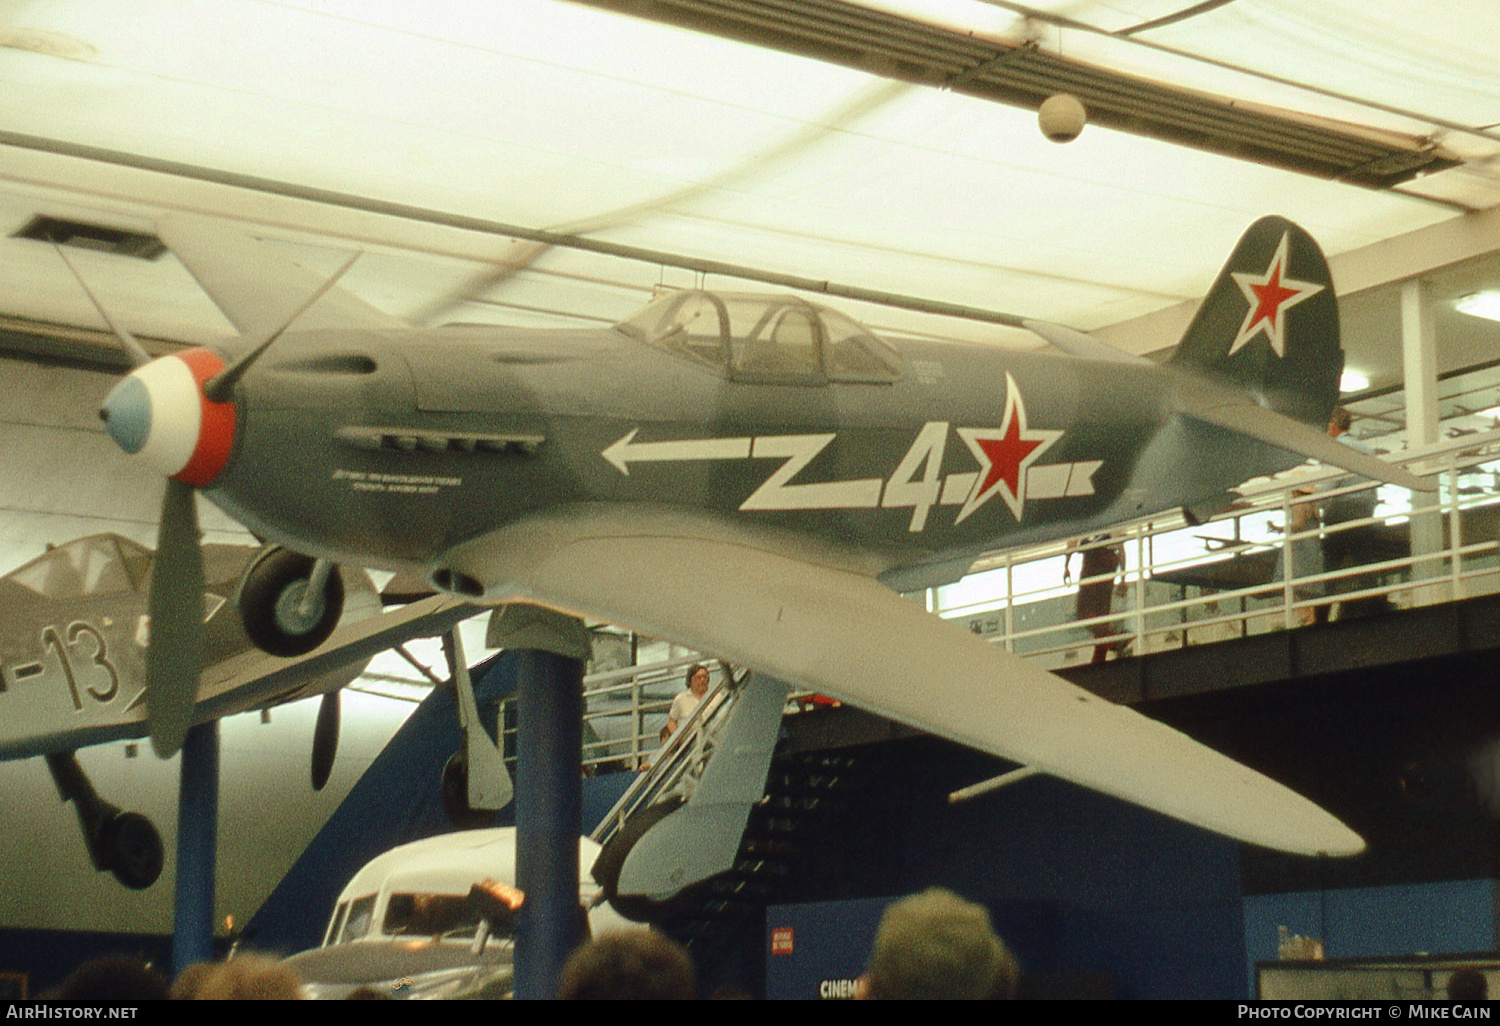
[1170,216,1342,427]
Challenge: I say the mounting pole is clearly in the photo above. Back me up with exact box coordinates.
[489,604,591,1000]
[172,720,220,975]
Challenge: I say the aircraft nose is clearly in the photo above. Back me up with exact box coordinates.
[100,375,151,454]
[99,349,237,486]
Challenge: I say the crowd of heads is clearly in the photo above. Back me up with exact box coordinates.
[44,885,1021,1001]
[167,955,305,1000]
[1448,966,1488,1001]
[557,929,696,999]
[44,953,306,1001]
[554,887,1017,1001]
[44,893,1500,1002]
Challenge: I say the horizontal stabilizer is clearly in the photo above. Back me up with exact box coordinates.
[1176,376,1435,493]
[1024,319,1152,366]
[158,216,405,337]
[445,507,1364,857]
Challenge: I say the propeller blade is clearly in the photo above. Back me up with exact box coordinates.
[145,479,205,758]
[311,691,341,791]
[51,240,154,368]
[203,250,361,403]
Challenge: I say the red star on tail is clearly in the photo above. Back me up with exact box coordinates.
[1227,231,1323,357]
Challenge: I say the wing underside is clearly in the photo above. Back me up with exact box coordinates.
[195,594,476,719]
[443,506,1363,857]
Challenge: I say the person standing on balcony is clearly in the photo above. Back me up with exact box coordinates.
[1319,407,1386,621]
[1065,534,1128,662]
[1281,483,1324,628]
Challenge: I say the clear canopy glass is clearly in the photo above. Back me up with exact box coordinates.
[618,289,903,384]
[7,536,150,600]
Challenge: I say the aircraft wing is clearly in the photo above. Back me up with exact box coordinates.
[158,215,406,337]
[0,593,475,761]
[444,506,1363,857]
[193,593,477,721]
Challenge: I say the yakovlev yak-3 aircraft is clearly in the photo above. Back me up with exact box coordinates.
[0,532,472,887]
[96,214,1431,858]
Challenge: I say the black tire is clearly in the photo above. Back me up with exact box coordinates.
[441,752,495,830]
[100,812,163,891]
[238,549,344,657]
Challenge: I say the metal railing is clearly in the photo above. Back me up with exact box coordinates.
[482,652,743,796]
[934,428,1500,668]
[588,666,742,846]
[572,654,704,772]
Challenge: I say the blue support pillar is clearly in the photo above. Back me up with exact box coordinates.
[172,719,220,975]
[490,605,591,1001]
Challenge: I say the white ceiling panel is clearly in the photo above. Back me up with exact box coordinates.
[1156,1,1500,137]
[867,1,1500,155]
[0,0,1492,384]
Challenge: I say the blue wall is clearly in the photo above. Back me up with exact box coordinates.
[1244,880,1500,996]
[766,896,887,999]
[777,740,1248,998]
[924,779,1246,998]
[0,928,176,997]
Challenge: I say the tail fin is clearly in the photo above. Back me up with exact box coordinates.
[1170,216,1342,427]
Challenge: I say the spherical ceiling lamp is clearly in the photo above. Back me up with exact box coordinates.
[1038,93,1087,143]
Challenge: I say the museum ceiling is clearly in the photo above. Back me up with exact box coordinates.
[0,0,1497,398]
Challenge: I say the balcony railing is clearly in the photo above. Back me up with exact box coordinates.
[934,428,1500,671]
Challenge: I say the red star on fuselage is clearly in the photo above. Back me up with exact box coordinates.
[1227,231,1324,357]
[976,418,1042,499]
[956,374,1062,523]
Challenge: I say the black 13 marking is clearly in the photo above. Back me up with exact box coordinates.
[41,621,120,711]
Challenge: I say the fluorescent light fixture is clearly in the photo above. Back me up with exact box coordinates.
[1340,370,1368,392]
[1455,291,1500,322]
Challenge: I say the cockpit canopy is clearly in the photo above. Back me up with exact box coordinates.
[6,535,151,600]
[618,290,903,385]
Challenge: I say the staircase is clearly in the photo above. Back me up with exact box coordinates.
[592,701,872,943]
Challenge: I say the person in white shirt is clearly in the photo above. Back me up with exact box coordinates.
[664,663,710,739]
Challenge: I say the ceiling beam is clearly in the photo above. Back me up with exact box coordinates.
[567,0,1458,189]
[0,130,1031,329]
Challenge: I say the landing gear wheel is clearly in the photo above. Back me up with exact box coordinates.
[442,752,494,830]
[100,812,164,891]
[239,550,344,657]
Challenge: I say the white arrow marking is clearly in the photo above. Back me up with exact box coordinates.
[602,429,753,475]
